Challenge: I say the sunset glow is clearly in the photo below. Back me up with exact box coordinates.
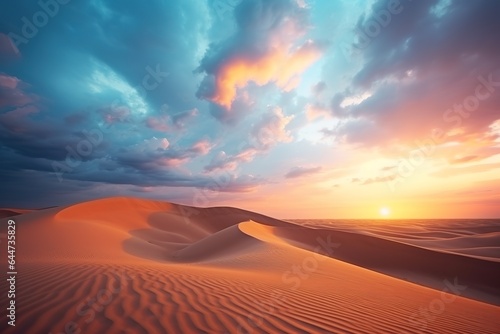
[2,2,500,333]
[0,0,499,219]
[380,207,391,217]
[211,41,323,108]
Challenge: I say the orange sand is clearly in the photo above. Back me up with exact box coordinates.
[1,197,499,333]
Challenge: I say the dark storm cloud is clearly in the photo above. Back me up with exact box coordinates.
[353,0,500,87]
[0,73,36,109]
[0,0,276,207]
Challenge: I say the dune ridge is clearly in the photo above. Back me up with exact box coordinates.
[1,197,499,333]
[0,208,32,219]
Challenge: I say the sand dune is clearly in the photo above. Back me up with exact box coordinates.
[295,219,500,261]
[0,208,31,219]
[1,197,499,333]
[274,226,500,305]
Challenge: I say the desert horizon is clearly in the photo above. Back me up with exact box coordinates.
[1,196,500,333]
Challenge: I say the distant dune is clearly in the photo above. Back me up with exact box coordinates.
[1,197,499,333]
[0,208,32,219]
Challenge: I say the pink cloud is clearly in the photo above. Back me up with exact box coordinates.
[0,105,39,134]
[0,74,35,109]
[98,106,130,124]
[306,103,330,121]
[0,33,20,58]
[0,74,20,89]
[146,115,169,132]
[189,140,212,155]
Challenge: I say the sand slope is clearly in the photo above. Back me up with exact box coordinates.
[0,209,31,219]
[1,197,499,333]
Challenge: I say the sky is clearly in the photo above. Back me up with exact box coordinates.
[0,0,499,218]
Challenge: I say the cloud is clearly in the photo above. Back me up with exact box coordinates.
[204,148,258,172]
[172,108,199,129]
[0,81,82,162]
[0,33,19,60]
[1,0,498,213]
[449,155,479,164]
[98,105,131,124]
[196,0,324,113]
[205,107,293,172]
[306,102,330,121]
[351,175,396,185]
[145,115,170,132]
[207,173,267,193]
[0,105,40,134]
[188,140,213,156]
[145,107,199,132]
[360,175,397,185]
[331,0,500,154]
[113,137,211,170]
[312,81,327,96]
[380,165,396,171]
[208,92,256,124]
[0,0,287,208]
[431,163,500,178]
[285,166,321,178]
[0,74,37,109]
[351,174,398,186]
[251,107,294,149]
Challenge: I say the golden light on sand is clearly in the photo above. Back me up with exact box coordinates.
[4,197,500,333]
[380,207,391,217]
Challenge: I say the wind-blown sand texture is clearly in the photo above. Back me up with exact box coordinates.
[1,197,499,333]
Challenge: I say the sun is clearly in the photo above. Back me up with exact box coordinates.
[379,207,391,217]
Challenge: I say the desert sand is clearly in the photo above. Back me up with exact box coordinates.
[0,208,32,219]
[1,197,499,333]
